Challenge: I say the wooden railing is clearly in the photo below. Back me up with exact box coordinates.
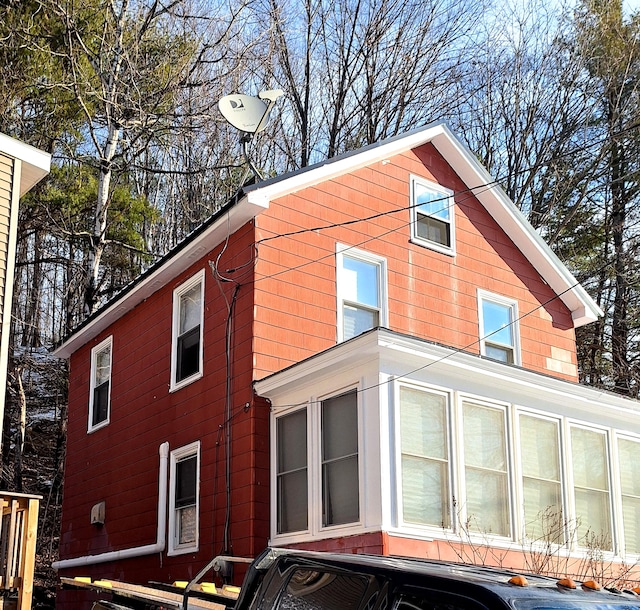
[0,492,40,610]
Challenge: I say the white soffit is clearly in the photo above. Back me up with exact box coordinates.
[247,123,602,328]
[0,133,51,195]
[53,195,268,358]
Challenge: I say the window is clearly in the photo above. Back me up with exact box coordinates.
[410,176,455,254]
[169,441,200,555]
[277,409,308,534]
[570,426,612,550]
[463,401,510,537]
[88,336,112,431]
[519,414,564,543]
[618,437,640,554]
[322,390,359,526]
[273,388,361,539]
[336,245,387,342]
[478,291,520,365]
[399,385,451,528]
[171,271,204,390]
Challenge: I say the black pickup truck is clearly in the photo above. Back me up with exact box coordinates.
[65,547,640,610]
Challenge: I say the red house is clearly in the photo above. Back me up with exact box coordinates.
[53,124,640,606]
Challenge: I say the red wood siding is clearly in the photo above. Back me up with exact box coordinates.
[253,143,578,382]
[59,223,269,590]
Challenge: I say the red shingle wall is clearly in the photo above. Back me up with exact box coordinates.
[58,223,269,593]
[253,143,578,382]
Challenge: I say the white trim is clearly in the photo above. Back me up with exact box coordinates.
[88,336,113,433]
[336,244,388,343]
[477,289,521,366]
[170,269,205,392]
[0,132,50,195]
[409,175,456,256]
[168,440,201,556]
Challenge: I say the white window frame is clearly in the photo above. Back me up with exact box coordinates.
[458,396,513,541]
[271,386,363,544]
[336,244,388,343]
[410,175,456,256]
[170,270,205,391]
[477,290,521,366]
[515,410,565,546]
[395,382,454,533]
[88,336,112,433]
[567,422,615,553]
[168,441,200,556]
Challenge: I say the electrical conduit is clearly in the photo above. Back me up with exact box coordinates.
[52,442,169,570]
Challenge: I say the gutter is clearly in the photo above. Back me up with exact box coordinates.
[52,442,169,570]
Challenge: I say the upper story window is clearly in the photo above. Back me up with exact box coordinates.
[171,270,204,391]
[478,291,520,365]
[410,176,455,255]
[273,388,361,539]
[88,336,112,432]
[168,441,200,555]
[336,245,387,342]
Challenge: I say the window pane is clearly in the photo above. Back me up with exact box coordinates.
[176,455,196,507]
[622,495,640,554]
[343,256,379,308]
[523,477,563,542]
[463,404,506,471]
[178,505,196,544]
[278,470,308,533]
[323,455,359,526]
[95,346,111,385]
[343,305,378,340]
[482,300,513,347]
[93,381,109,425]
[400,387,447,459]
[574,488,612,549]
[520,416,560,481]
[416,214,450,246]
[484,343,513,363]
[322,391,359,526]
[465,467,510,536]
[277,410,307,473]
[402,455,450,527]
[322,392,358,461]
[415,184,450,221]
[177,325,200,381]
[277,409,308,534]
[179,283,201,334]
[572,428,608,490]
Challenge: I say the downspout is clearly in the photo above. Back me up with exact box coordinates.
[53,442,169,570]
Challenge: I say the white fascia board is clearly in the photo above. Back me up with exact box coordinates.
[254,329,640,430]
[430,127,602,327]
[0,132,51,195]
[53,195,267,358]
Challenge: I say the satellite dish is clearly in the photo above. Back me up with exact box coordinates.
[218,94,270,134]
[218,89,284,182]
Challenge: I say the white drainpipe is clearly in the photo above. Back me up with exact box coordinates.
[53,442,170,571]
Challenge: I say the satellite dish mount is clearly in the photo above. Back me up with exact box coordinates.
[218,89,284,182]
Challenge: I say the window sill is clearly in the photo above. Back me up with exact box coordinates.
[170,371,203,393]
[409,236,455,257]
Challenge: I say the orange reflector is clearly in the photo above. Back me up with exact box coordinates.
[557,578,577,589]
[509,575,529,587]
[633,587,640,595]
[582,580,602,591]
